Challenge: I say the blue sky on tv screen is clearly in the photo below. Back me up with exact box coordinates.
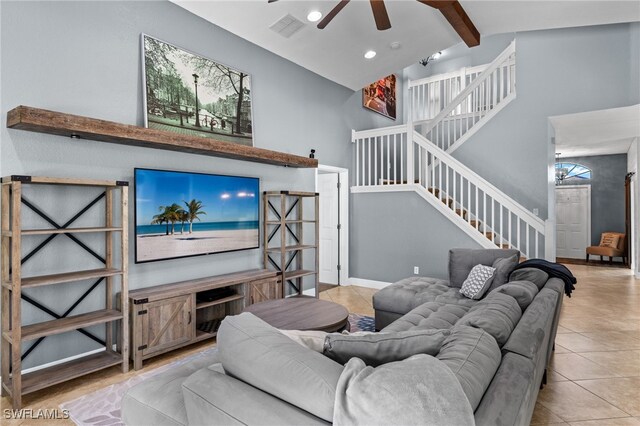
[135,169,259,225]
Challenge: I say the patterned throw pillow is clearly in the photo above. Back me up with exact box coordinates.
[460,264,496,300]
[600,234,619,248]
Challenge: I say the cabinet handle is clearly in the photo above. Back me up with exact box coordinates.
[188,312,192,324]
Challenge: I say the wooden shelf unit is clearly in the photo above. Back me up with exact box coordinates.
[263,191,319,297]
[0,176,129,409]
[128,269,281,370]
[6,106,318,168]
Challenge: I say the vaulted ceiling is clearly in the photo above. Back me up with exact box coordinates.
[172,1,640,90]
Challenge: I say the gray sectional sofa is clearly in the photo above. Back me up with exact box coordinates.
[122,248,564,426]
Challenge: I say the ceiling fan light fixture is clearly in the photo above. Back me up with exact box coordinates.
[307,11,323,22]
[364,50,377,59]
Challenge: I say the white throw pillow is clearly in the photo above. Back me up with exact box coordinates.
[460,264,496,299]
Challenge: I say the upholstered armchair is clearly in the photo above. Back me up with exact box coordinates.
[586,232,627,264]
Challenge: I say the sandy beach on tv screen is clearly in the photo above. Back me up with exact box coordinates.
[136,229,258,262]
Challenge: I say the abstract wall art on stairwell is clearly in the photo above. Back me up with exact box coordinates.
[141,33,254,146]
[363,74,397,120]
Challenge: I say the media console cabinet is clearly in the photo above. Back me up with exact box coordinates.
[128,269,281,370]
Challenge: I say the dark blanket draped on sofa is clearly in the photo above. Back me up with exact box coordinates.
[514,259,577,297]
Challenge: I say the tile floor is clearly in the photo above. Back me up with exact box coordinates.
[2,263,638,425]
[321,263,640,425]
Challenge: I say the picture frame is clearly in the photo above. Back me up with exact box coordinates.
[363,74,397,120]
[141,33,254,147]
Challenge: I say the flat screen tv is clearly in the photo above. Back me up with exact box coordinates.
[134,168,260,263]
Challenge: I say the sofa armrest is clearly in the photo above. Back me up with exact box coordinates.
[182,364,330,426]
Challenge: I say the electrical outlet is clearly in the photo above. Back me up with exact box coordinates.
[414,266,419,275]
[533,208,539,216]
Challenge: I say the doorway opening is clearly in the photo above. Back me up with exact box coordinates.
[315,164,349,288]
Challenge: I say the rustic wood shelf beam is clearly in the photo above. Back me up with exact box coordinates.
[7,106,318,168]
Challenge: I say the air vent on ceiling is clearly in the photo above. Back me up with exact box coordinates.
[269,14,305,38]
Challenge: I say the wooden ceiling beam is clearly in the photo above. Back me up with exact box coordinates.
[418,0,480,47]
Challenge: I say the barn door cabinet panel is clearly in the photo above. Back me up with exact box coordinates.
[247,277,283,305]
[128,269,279,370]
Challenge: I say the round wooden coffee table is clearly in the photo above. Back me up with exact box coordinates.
[243,297,350,332]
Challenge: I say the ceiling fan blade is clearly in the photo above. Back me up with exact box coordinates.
[317,0,350,29]
[268,0,278,3]
[417,0,480,47]
[370,0,391,30]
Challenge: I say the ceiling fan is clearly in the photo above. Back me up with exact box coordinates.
[268,0,480,47]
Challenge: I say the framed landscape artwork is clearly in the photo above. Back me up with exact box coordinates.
[363,74,397,120]
[141,34,254,146]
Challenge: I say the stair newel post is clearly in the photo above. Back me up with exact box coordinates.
[407,86,415,186]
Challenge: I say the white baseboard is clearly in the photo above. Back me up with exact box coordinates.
[346,277,391,289]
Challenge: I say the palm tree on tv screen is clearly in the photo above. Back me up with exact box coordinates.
[151,208,170,235]
[184,199,206,234]
[165,203,184,235]
[178,209,189,234]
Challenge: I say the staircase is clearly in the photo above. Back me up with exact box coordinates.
[351,41,552,260]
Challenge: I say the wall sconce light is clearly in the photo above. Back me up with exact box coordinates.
[419,51,442,67]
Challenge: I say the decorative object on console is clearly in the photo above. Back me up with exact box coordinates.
[134,168,259,263]
[141,34,254,147]
[363,74,396,120]
[263,191,319,296]
[459,264,495,299]
[1,176,129,409]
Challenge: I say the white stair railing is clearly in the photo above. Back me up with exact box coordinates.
[412,131,545,259]
[414,41,516,153]
[351,125,548,259]
[352,125,410,189]
[409,63,488,122]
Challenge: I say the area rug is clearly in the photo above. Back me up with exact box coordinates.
[60,313,374,426]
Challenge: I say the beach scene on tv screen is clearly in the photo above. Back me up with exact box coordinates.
[135,169,259,262]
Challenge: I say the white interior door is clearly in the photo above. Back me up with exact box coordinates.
[318,173,339,284]
[556,186,590,259]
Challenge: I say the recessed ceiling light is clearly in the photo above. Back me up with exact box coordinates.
[307,11,322,22]
[364,50,377,59]
[389,42,401,50]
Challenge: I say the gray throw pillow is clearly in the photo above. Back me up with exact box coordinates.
[488,254,519,292]
[509,267,549,290]
[217,313,343,422]
[324,329,449,366]
[436,325,502,411]
[334,355,475,426]
[459,264,496,299]
[492,280,539,311]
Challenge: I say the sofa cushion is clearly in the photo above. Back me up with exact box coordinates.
[182,363,330,426]
[509,267,549,290]
[334,355,475,426]
[449,248,520,288]
[460,264,496,299]
[488,254,520,291]
[456,292,522,347]
[373,276,452,315]
[491,280,539,311]
[121,351,219,426]
[473,352,537,426]
[323,329,449,366]
[502,288,558,361]
[436,325,502,411]
[381,302,471,333]
[217,313,343,422]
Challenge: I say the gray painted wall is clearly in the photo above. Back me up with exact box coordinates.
[0,0,372,368]
[631,22,640,104]
[558,155,627,246]
[350,192,481,282]
[352,24,638,281]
